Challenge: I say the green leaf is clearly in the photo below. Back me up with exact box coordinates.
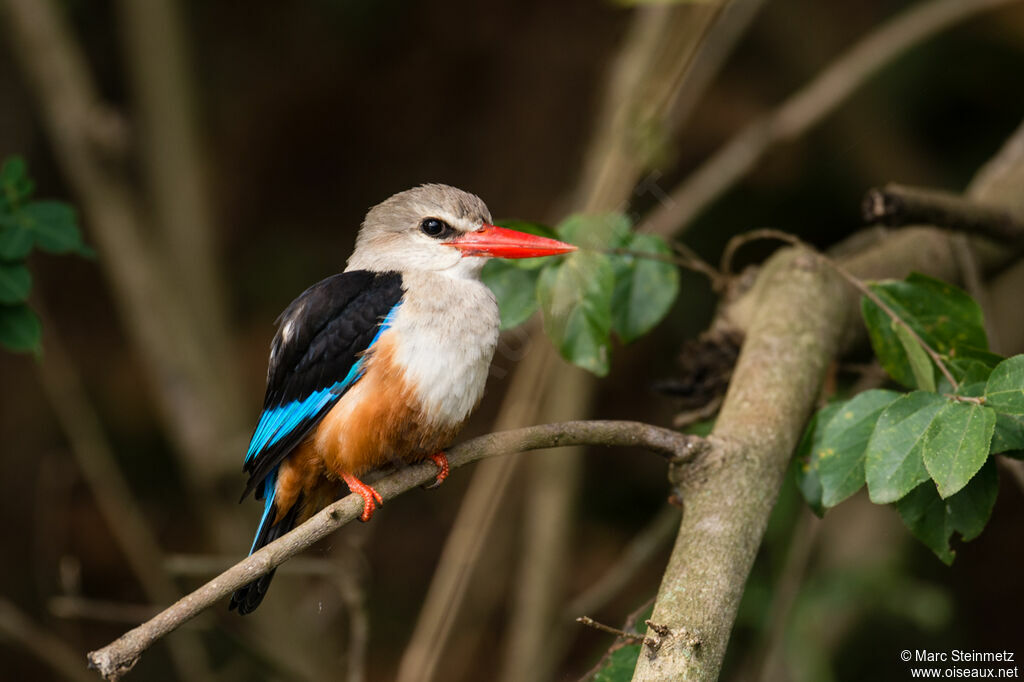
[493,220,560,270]
[19,201,87,254]
[921,402,995,498]
[481,259,541,329]
[861,296,915,389]
[862,274,988,389]
[899,273,987,351]
[610,233,679,343]
[950,345,1003,370]
[893,322,935,391]
[0,303,41,353]
[0,217,34,259]
[864,391,947,504]
[895,458,998,565]
[586,644,642,682]
[817,389,902,507]
[0,156,34,210]
[984,355,1024,416]
[991,413,1024,454]
[556,213,632,250]
[0,262,31,303]
[948,357,995,386]
[495,219,559,239]
[537,251,615,376]
[794,403,842,517]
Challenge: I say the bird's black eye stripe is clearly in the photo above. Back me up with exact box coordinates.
[420,217,455,239]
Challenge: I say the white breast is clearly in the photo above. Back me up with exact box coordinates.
[387,270,499,426]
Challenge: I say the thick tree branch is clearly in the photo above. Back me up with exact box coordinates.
[86,421,705,680]
[863,183,1024,241]
[631,248,848,681]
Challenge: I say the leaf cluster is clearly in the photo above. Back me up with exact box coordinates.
[0,156,92,354]
[797,272,1022,563]
[481,214,680,376]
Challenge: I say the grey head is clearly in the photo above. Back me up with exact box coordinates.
[346,184,493,278]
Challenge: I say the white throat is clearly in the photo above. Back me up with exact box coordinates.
[386,269,499,425]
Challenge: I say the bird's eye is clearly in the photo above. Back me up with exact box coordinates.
[420,218,453,239]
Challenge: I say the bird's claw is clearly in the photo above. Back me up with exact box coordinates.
[422,452,449,490]
[342,474,384,522]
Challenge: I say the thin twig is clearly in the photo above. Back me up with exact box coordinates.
[598,246,724,289]
[87,420,706,680]
[639,0,1021,237]
[863,183,1024,242]
[577,596,658,682]
[575,616,653,647]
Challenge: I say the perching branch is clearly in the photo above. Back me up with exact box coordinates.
[862,183,1024,242]
[86,420,706,680]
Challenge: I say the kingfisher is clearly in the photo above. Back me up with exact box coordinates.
[229,184,576,614]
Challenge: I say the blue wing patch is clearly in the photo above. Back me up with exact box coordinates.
[250,467,278,554]
[244,304,400,465]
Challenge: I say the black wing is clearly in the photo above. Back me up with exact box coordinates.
[240,270,404,500]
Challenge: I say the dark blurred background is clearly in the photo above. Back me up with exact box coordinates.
[1,0,1023,680]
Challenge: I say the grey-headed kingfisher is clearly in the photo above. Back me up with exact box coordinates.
[230,184,576,614]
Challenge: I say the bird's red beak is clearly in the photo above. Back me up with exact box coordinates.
[448,224,577,259]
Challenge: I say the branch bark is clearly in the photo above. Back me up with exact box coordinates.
[86,421,705,680]
[631,248,849,681]
[863,183,1024,241]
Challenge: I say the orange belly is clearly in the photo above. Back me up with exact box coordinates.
[273,333,462,523]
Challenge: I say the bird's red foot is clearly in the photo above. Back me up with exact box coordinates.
[423,452,449,490]
[342,473,384,522]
